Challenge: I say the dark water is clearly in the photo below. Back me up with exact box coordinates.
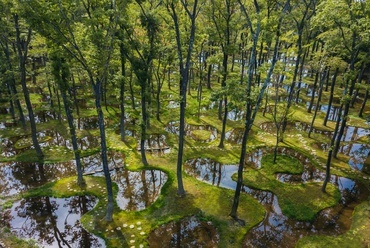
[3,196,105,247]
[184,147,370,248]
[137,134,171,155]
[148,215,220,247]
[225,128,245,144]
[227,109,245,121]
[0,161,76,197]
[166,121,218,142]
[112,169,168,211]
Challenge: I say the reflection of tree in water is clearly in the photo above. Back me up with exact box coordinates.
[113,169,168,211]
[148,215,219,247]
[3,196,104,247]
[184,158,225,187]
[0,161,76,197]
[165,122,218,142]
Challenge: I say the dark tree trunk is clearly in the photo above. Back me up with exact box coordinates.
[295,48,308,103]
[323,67,339,126]
[140,74,149,166]
[119,43,126,141]
[93,79,114,221]
[231,0,285,220]
[308,69,326,138]
[218,51,229,148]
[14,14,43,160]
[168,0,198,197]
[307,71,319,113]
[2,42,26,127]
[359,88,368,118]
[323,103,343,192]
[219,97,228,148]
[52,56,84,186]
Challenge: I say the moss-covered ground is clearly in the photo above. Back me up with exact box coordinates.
[0,79,370,247]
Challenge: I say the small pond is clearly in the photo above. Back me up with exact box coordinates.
[3,196,105,247]
[166,121,218,142]
[148,215,220,247]
[137,134,171,155]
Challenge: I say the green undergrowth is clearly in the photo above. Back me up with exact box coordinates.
[240,154,341,221]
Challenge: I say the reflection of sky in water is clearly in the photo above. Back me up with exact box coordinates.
[137,134,171,155]
[0,162,76,197]
[166,122,218,142]
[343,143,370,171]
[112,170,168,211]
[5,196,105,248]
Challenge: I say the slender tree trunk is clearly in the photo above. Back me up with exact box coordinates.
[2,42,26,127]
[119,43,126,141]
[52,56,84,186]
[218,51,229,148]
[14,14,43,160]
[231,0,286,220]
[308,69,326,138]
[359,87,368,118]
[308,71,319,113]
[322,103,343,192]
[140,74,149,166]
[323,67,339,126]
[295,48,308,103]
[93,78,114,221]
[168,0,198,197]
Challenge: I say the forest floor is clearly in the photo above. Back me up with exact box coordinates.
[0,83,370,247]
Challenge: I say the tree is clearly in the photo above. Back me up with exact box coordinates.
[120,1,161,166]
[230,0,288,222]
[50,51,84,187]
[18,0,121,221]
[208,0,241,148]
[0,2,26,128]
[166,0,200,197]
[13,13,44,160]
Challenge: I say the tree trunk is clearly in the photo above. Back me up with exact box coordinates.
[307,71,319,113]
[323,67,339,126]
[231,0,285,220]
[53,56,84,186]
[119,43,126,141]
[2,42,26,127]
[168,0,198,197]
[308,69,326,138]
[140,79,149,166]
[14,14,43,160]
[358,88,368,118]
[93,79,114,221]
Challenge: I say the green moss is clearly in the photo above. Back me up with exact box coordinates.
[191,129,212,141]
[241,153,341,221]
[0,229,39,248]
